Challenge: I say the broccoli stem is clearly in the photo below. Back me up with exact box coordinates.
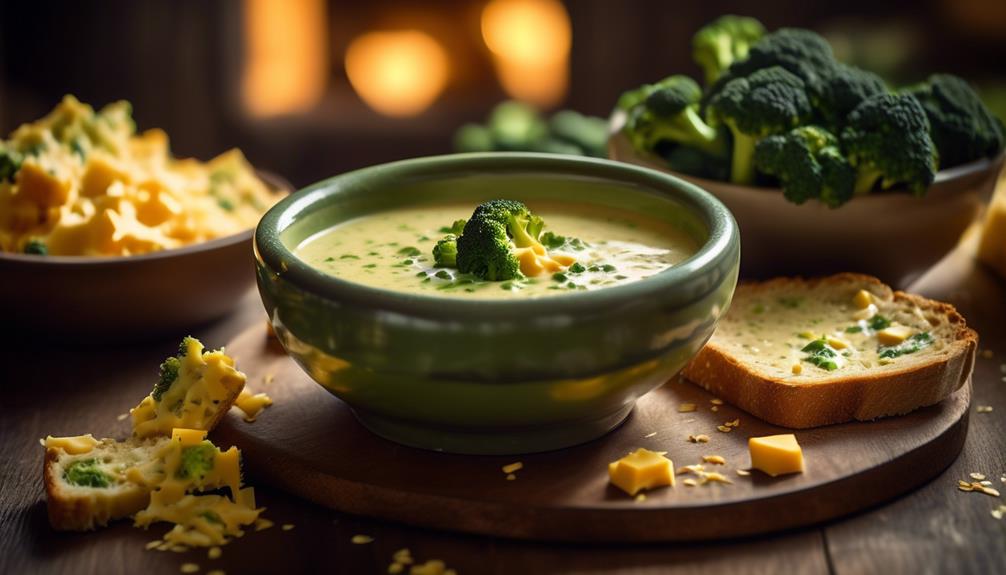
[729,130,757,185]
[854,167,882,195]
[681,108,725,156]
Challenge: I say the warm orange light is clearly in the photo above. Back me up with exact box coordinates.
[344,31,449,118]
[242,0,328,117]
[481,0,571,107]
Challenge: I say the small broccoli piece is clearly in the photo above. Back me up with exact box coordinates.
[439,219,467,235]
[841,93,937,196]
[456,200,545,281]
[709,66,813,184]
[815,64,888,128]
[906,74,1005,168]
[623,75,726,160]
[754,126,855,207]
[23,239,48,255]
[487,101,547,151]
[177,441,217,482]
[433,234,459,267]
[453,123,494,153]
[151,336,199,401]
[64,458,112,488]
[540,231,588,251]
[0,148,23,182]
[692,15,766,85]
[548,110,608,157]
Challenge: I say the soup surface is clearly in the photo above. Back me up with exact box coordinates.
[295,202,699,299]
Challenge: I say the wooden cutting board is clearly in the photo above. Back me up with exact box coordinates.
[215,324,970,543]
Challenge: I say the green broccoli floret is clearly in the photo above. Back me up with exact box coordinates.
[547,110,608,157]
[151,336,198,401]
[0,147,23,182]
[64,458,112,488]
[23,239,48,255]
[692,15,766,86]
[841,93,937,196]
[433,234,459,267]
[177,441,217,483]
[754,126,855,207]
[540,231,587,251]
[456,200,545,281]
[905,74,1005,168]
[623,75,726,160]
[438,219,467,235]
[815,64,888,128]
[487,101,547,151]
[708,66,813,184]
[453,123,494,153]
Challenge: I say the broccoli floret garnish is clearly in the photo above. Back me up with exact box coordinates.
[754,125,855,207]
[623,75,727,160]
[815,64,888,129]
[547,110,608,157]
[905,74,1005,169]
[23,239,48,255]
[64,458,112,488]
[841,93,938,196]
[177,441,217,482]
[151,336,199,401]
[438,219,467,235]
[691,15,766,86]
[0,147,23,182]
[456,200,547,281]
[433,234,458,268]
[709,66,813,184]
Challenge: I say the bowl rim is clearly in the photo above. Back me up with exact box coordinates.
[0,169,291,268]
[255,152,739,316]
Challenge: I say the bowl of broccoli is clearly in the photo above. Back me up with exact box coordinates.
[609,16,1005,286]
[254,153,739,455]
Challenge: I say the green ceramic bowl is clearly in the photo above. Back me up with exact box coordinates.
[255,153,739,454]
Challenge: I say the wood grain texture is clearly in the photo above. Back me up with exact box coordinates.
[213,319,969,542]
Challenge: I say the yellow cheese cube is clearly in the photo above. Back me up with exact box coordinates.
[607,448,674,495]
[852,289,873,309]
[749,434,804,477]
[171,428,208,447]
[876,325,913,346]
[43,434,99,454]
[978,193,1006,280]
[81,156,131,197]
[16,162,70,207]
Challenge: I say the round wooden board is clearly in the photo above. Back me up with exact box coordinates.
[216,323,971,543]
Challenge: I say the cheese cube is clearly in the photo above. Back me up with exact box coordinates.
[608,448,674,495]
[748,434,804,477]
[171,428,208,447]
[43,434,99,455]
[876,325,913,346]
[852,289,873,309]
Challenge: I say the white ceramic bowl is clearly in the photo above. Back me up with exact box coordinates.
[608,118,1004,287]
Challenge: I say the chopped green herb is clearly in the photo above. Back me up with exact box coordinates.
[601,264,617,273]
[868,315,891,331]
[568,262,586,274]
[552,272,568,282]
[323,256,335,262]
[801,338,842,371]
[340,254,360,260]
[363,263,377,268]
[878,332,934,359]
[398,246,422,257]
[434,270,452,280]
[23,239,47,255]
[845,325,863,333]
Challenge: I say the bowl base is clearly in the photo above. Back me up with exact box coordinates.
[351,403,636,455]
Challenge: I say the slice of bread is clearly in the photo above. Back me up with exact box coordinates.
[43,436,170,531]
[682,273,977,428]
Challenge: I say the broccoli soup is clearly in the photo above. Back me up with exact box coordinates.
[296,202,699,299]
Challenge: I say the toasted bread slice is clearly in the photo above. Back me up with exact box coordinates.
[43,435,170,531]
[682,273,977,428]
[131,337,246,438]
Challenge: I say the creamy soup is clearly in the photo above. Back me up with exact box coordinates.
[295,202,699,299]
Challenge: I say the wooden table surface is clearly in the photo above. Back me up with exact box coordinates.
[3,246,1005,575]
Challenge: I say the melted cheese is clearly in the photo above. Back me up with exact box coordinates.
[234,389,273,422]
[131,338,246,438]
[749,434,804,477]
[135,488,262,547]
[43,434,100,454]
[608,448,675,495]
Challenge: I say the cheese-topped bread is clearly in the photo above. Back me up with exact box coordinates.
[682,274,977,428]
[131,336,246,437]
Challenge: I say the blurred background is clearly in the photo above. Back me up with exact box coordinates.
[3,0,1005,188]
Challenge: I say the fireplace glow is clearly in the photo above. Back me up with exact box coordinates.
[345,30,450,118]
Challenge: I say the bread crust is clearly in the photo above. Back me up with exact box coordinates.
[682,274,978,428]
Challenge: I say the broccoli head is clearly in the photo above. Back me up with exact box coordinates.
[177,441,217,483]
[906,74,1005,168]
[432,234,458,267]
[708,66,813,184]
[841,93,937,196]
[692,15,766,85]
[815,64,888,128]
[754,126,855,207]
[623,75,726,160]
[64,458,112,488]
[456,200,547,281]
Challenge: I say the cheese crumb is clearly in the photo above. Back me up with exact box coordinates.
[716,425,732,433]
[208,546,222,560]
[281,523,295,531]
[644,432,657,438]
[993,505,1006,520]
[710,398,724,405]
[981,349,994,359]
[970,472,987,481]
[736,469,751,476]
[145,540,163,550]
[254,518,274,531]
[634,493,647,502]
[389,564,404,574]
[977,405,994,413]
[702,455,726,465]
[501,462,523,474]
[410,559,456,575]
[180,564,199,574]
[235,389,273,422]
[393,549,414,564]
[687,434,710,443]
[117,413,130,421]
[677,403,697,413]
[683,479,698,487]
[352,534,374,544]
[711,406,719,412]
[506,473,516,481]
